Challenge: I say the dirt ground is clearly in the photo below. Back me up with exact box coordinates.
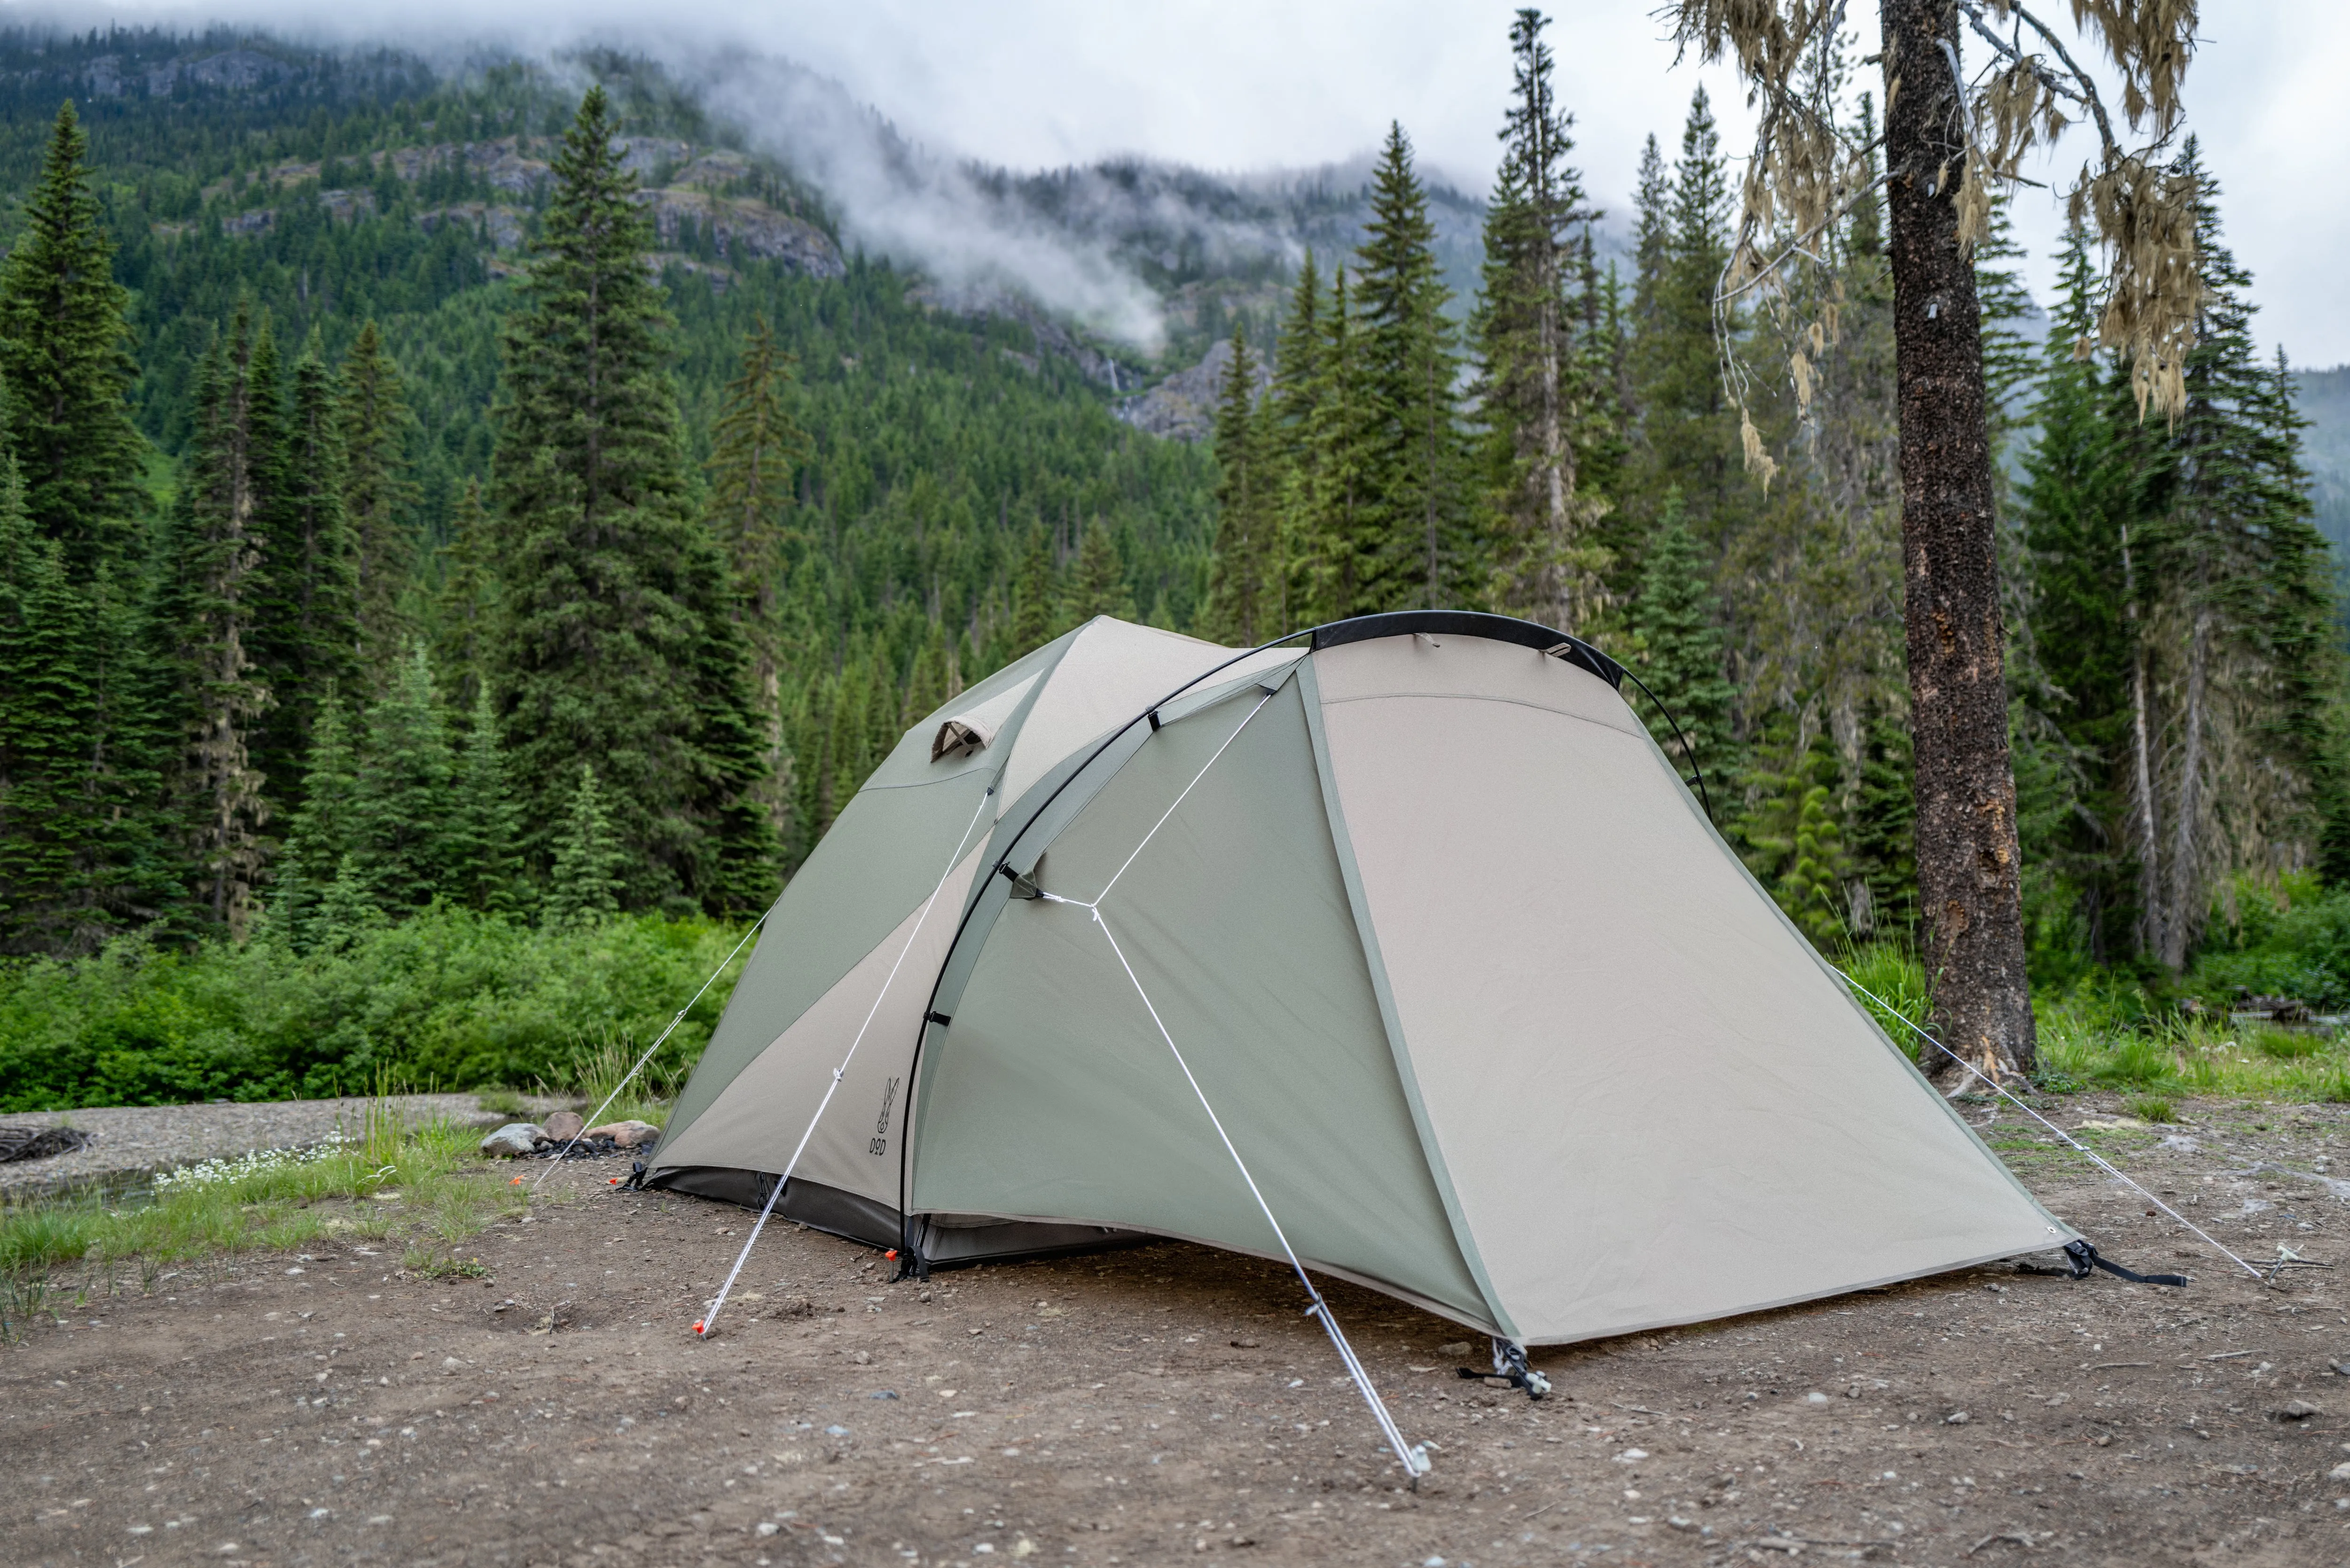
[10,1095,2350,1568]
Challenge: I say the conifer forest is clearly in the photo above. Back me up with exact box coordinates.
[1,17,2346,1111]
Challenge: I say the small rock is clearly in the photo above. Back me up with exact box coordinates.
[1614,1448,1648,1463]
[478,1122,542,1158]
[2331,1360,2350,1377]
[1946,1411,1971,1425]
[1437,1341,1472,1357]
[870,1389,899,1400]
[1805,1392,1829,1404]
[540,1110,585,1144]
[2329,1461,2350,1482]
[2275,1400,2323,1421]
[585,1119,661,1148]
[851,1350,871,1365]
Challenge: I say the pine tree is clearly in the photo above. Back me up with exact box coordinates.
[705,313,809,845]
[1301,266,1377,620]
[0,457,86,953]
[432,478,493,711]
[2018,226,2134,962]
[347,642,455,912]
[2116,141,2340,968]
[1202,325,1276,645]
[1474,8,1606,628]
[1626,491,1735,792]
[1741,733,1852,947]
[545,763,627,926]
[1356,124,1479,610]
[0,100,144,581]
[339,319,418,678]
[251,331,357,810]
[1629,89,1742,550]
[1010,520,1059,652]
[444,680,522,914]
[489,85,776,913]
[150,308,274,938]
[1063,519,1136,624]
[272,683,358,949]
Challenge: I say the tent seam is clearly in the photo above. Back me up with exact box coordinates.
[1296,653,1522,1342]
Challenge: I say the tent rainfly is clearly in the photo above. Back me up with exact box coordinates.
[646,611,2073,1379]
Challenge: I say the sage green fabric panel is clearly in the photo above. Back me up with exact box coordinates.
[910,683,1495,1327]
[659,764,999,1152]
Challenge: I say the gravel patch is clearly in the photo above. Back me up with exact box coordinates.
[0,1094,565,1202]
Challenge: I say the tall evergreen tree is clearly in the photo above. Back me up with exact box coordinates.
[1063,519,1137,624]
[1301,267,1375,619]
[545,762,626,927]
[2116,142,2338,969]
[2018,227,2134,963]
[251,331,356,808]
[346,642,454,912]
[1009,520,1059,653]
[1355,123,1479,610]
[1631,89,1741,547]
[1626,491,1735,791]
[444,680,521,914]
[151,309,274,938]
[271,682,357,949]
[1202,325,1277,645]
[0,100,144,580]
[705,313,809,845]
[432,478,494,711]
[488,85,776,914]
[1474,8,1605,628]
[0,457,85,953]
[339,319,417,678]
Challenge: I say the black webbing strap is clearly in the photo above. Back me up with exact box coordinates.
[2017,1239,2189,1287]
[1456,1338,1551,1400]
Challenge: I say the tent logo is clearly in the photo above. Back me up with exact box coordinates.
[870,1076,901,1156]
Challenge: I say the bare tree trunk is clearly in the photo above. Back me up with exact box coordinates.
[2122,523,2165,960]
[2162,606,2209,972]
[1880,0,2037,1080]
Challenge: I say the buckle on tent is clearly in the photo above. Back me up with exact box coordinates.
[1457,1337,1550,1400]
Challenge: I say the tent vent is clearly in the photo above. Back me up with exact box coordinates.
[932,718,988,763]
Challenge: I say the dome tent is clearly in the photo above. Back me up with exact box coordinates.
[646,611,2072,1351]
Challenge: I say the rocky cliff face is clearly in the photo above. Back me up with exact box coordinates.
[639,188,844,279]
[1115,336,1269,443]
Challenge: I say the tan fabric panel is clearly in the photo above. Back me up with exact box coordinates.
[1312,629,1647,740]
[1314,636,2068,1345]
[654,848,985,1204]
[997,618,1254,811]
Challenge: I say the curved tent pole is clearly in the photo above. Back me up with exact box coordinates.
[893,610,1621,1248]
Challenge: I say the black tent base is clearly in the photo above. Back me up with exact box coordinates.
[641,1165,1147,1271]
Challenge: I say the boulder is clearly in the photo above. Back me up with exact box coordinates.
[540,1110,585,1144]
[478,1122,542,1158]
[585,1119,662,1148]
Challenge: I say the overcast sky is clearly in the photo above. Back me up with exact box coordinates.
[76,0,2350,365]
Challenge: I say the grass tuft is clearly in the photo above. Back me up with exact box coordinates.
[2124,1094,2177,1123]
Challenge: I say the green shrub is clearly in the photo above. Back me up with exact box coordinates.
[0,907,752,1111]
[2124,1094,2176,1123]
